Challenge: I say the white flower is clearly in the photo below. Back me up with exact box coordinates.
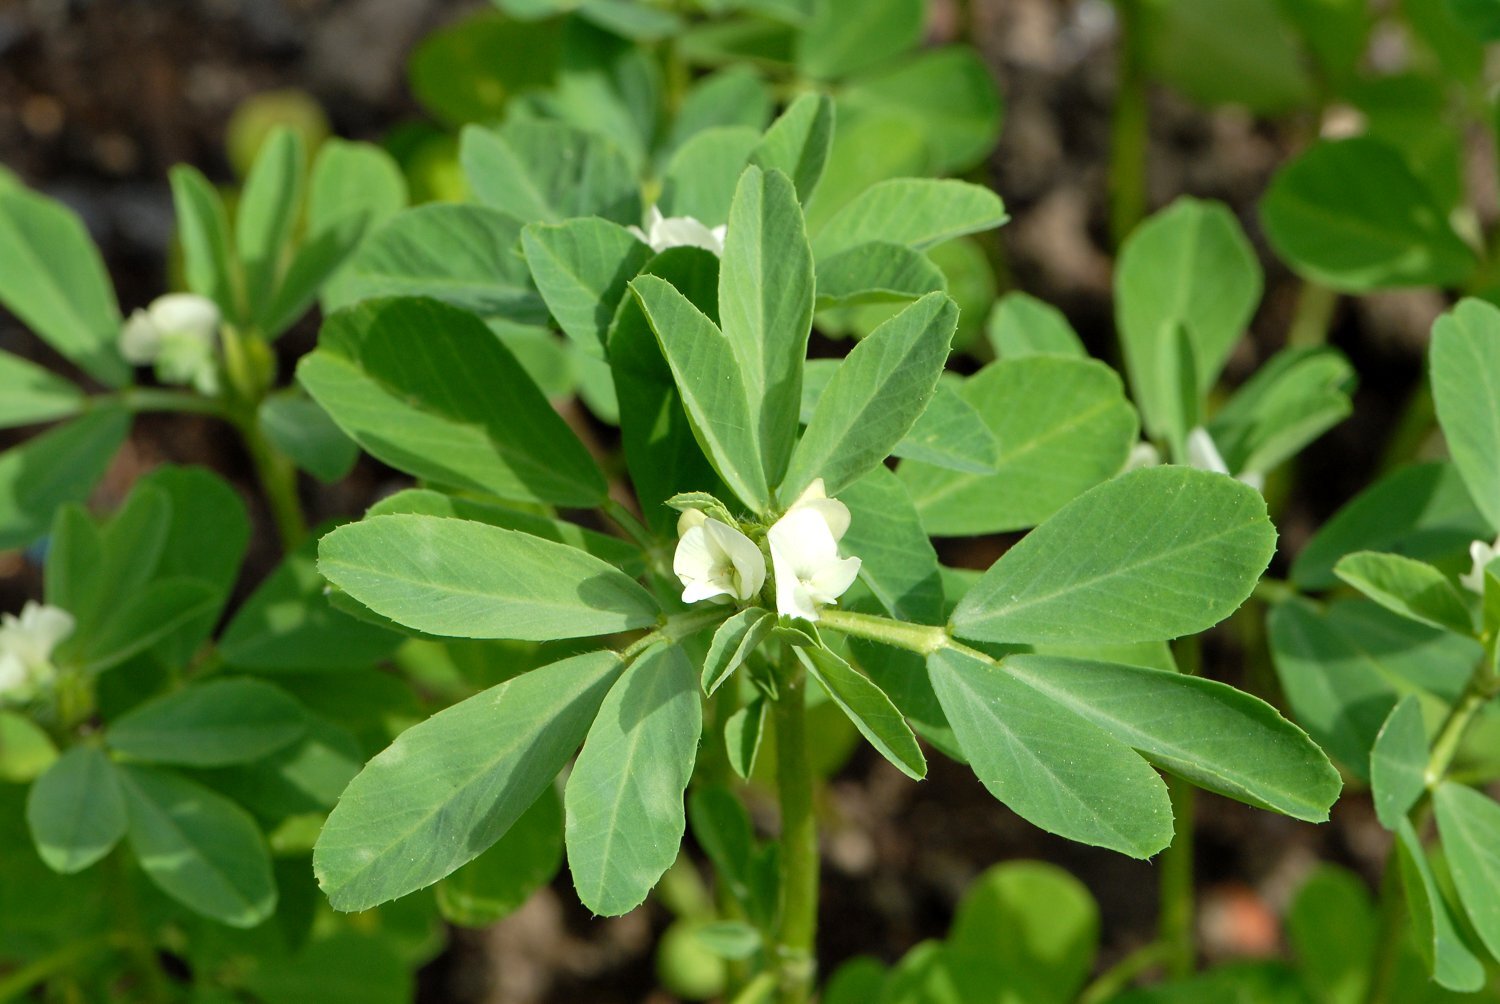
[674,517,766,605]
[1125,441,1161,472]
[1183,427,1264,492]
[628,206,727,257]
[0,601,74,702]
[1461,536,1500,595]
[120,293,221,395]
[768,481,861,621]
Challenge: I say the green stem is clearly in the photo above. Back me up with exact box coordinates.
[1109,0,1150,249]
[603,497,657,554]
[1286,281,1340,349]
[1378,382,1435,475]
[0,937,117,1002]
[729,972,779,1004]
[1159,636,1200,979]
[237,412,306,551]
[1077,941,1169,1004]
[620,607,733,661]
[1362,855,1406,1004]
[816,608,949,655]
[772,663,818,1004]
[1424,660,1500,789]
[96,388,228,418]
[1160,777,1196,979]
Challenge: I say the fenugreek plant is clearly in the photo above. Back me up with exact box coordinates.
[305,129,1341,1000]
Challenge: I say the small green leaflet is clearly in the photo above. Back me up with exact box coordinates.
[950,467,1275,645]
[566,643,701,916]
[315,650,624,911]
[1369,695,1426,830]
[1333,552,1473,636]
[1430,298,1500,530]
[928,647,1173,858]
[26,746,127,874]
[318,514,658,641]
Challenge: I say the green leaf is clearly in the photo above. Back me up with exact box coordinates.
[1292,462,1491,591]
[814,241,947,310]
[236,128,305,325]
[244,929,415,1004]
[1268,598,1477,778]
[1140,0,1312,112]
[749,92,833,203]
[0,408,127,549]
[703,608,774,696]
[540,19,660,170]
[0,711,57,782]
[0,350,83,429]
[840,468,944,623]
[325,205,546,322]
[1370,695,1427,830]
[169,165,240,322]
[944,861,1099,1004]
[812,179,1007,260]
[1260,137,1476,291]
[887,381,998,474]
[0,186,128,386]
[1431,298,1500,529]
[951,467,1276,645]
[1286,866,1378,1004]
[928,647,1173,857]
[666,66,773,154]
[838,47,1003,175]
[798,645,925,780]
[408,12,561,126]
[315,649,623,911]
[629,273,770,511]
[318,514,658,641]
[725,698,768,780]
[366,487,642,576]
[301,297,606,506]
[987,292,1086,359]
[1334,552,1473,636]
[436,784,563,927]
[1207,346,1354,478]
[257,392,359,484]
[106,679,307,767]
[719,166,815,489]
[25,746,126,874]
[566,643,701,915]
[1116,198,1261,442]
[460,119,639,226]
[522,217,654,351]
[120,764,276,927]
[260,140,409,341]
[783,292,957,499]
[1394,817,1486,991]
[1000,655,1341,821]
[307,138,407,237]
[898,358,1137,536]
[661,126,761,226]
[79,579,222,675]
[795,0,923,78]
[1434,782,1500,962]
[610,247,729,534]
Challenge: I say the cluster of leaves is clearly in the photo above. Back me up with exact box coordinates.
[0,468,441,1000]
[1265,299,1500,995]
[1132,0,1493,293]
